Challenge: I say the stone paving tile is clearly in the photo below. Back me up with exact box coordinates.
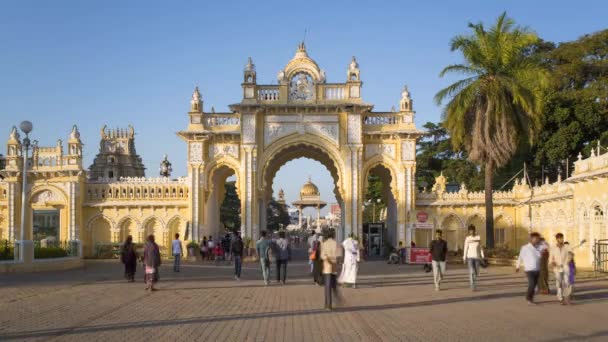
[0,259,607,341]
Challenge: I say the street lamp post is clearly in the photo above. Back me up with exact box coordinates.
[18,120,33,262]
[366,198,382,222]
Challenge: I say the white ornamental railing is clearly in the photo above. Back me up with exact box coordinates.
[203,114,240,127]
[324,86,345,100]
[258,87,280,101]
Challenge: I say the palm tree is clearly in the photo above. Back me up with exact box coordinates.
[435,12,548,248]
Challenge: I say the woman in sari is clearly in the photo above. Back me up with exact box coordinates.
[143,234,161,291]
[120,235,137,282]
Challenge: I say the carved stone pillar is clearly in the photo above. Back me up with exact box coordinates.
[7,182,16,241]
[346,144,363,238]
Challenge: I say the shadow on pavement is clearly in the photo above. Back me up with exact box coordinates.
[2,285,607,341]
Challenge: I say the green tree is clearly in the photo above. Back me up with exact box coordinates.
[266,198,291,232]
[435,12,549,247]
[416,122,484,191]
[363,174,387,223]
[220,181,241,233]
[528,30,608,180]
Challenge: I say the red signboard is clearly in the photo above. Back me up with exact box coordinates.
[416,211,428,223]
[408,247,432,264]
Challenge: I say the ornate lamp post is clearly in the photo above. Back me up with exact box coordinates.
[159,154,172,177]
[18,120,33,262]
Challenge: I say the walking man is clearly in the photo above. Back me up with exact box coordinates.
[463,225,484,291]
[232,233,244,280]
[430,229,448,291]
[256,230,271,285]
[275,231,291,284]
[172,233,182,272]
[339,233,360,288]
[550,233,572,305]
[516,232,542,305]
[321,229,341,310]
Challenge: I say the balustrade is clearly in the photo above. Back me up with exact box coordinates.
[203,114,240,127]
[258,87,280,101]
[362,113,413,126]
[323,86,345,100]
[86,178,189,202]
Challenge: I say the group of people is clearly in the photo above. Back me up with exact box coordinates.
[516,232,577,305]
[427,224,579,305]
[119,233,163,291]
[306,230,360,310]
[200,234,233,264]
[255,231,292,285]
[118,224,580,310]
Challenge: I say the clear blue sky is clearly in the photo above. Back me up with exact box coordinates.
[1,0,606,214]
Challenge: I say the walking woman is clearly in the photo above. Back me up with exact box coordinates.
[120,235,137,282]
[143,234,161,291]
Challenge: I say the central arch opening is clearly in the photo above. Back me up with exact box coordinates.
[260,142,344,240]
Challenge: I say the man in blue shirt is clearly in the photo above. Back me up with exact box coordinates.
[516,232,542,304]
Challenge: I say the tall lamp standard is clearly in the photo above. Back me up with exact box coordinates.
[365,198,382,222]
[18,120,34,262]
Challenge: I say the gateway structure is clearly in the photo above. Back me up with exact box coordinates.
[1,43,607,269]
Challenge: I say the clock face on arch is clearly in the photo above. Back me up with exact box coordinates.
[289,72,314,101]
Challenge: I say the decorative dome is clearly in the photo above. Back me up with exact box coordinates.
[300,177,320,197]
[278,42,325,84]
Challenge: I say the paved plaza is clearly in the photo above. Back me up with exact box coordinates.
[1,256,607,342]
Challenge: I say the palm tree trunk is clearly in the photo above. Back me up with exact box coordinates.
[485,161,495,248]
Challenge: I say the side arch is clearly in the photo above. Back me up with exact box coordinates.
[440,213,465,251]
[362,156,400,200]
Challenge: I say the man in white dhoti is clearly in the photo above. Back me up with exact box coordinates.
[339,234,360,288]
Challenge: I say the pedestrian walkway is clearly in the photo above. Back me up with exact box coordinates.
[0,260,607,341]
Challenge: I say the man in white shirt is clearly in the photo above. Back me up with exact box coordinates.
[550,233,572,304]
[172,233,182,272]
[463,225,485,290]
[516,232,541,304]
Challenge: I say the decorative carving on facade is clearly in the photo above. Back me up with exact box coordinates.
[306,124,338,144]
[209,144,239,159]
[289,72,315,101]
[365,144,396,159]
[263,115,339,147]
[32,190,61,205]
[401,140,416,161]
[242,115,256,144]
[347,114,362,144]
[189,142,203,163]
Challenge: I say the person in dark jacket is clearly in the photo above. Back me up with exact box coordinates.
[143,234,161,291]
[231,233,244,280]
[429,230,448,291]
[120,235,137,282]
[275,231,292,284]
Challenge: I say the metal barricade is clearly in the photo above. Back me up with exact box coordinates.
[593,239,608,274]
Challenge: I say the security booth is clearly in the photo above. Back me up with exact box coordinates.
[363,223,384,257]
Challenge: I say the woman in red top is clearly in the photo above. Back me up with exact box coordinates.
[214,244,223,266]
